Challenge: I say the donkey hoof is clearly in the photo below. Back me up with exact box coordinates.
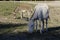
[40,30,44,34]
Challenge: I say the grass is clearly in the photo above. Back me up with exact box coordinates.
[0,1,60,40]
[0,1,28,34]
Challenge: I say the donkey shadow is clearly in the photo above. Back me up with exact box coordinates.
[47,26,60,32]
[0,22,27,29]
[0,24,60,40]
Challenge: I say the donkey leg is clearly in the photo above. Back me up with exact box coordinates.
[35,20,38,32]
[46,19,48,32]
[40,20,44,33]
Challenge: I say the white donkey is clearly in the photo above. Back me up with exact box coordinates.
[28,3,49,33]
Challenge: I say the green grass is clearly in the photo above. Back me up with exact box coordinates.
[0,1,28,34]
[0,1,20,16]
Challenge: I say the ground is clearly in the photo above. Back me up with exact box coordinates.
[0,1,60,40]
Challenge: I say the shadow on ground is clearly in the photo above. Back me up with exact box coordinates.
[0,25,60,40]
[0,23,27,29]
